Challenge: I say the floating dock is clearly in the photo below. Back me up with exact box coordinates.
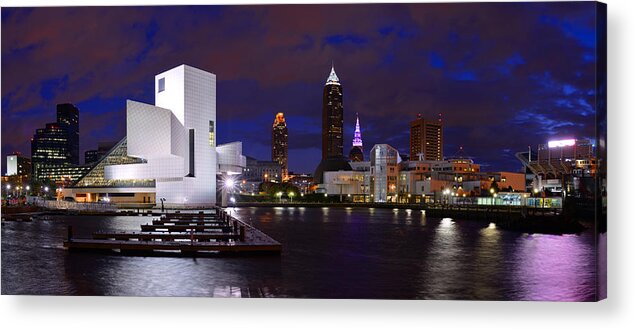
[63,208,281,256]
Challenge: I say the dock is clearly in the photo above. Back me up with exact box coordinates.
[63,208,282,256]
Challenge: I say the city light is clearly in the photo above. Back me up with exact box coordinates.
[5,184,10,190]
[44,186,49,192]
[229,196,236,203]
[225,178,235,188]
[548,139,575,148]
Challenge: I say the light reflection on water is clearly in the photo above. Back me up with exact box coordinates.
[1,208,600,300]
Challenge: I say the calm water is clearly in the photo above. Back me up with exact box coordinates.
[1,207,603,300]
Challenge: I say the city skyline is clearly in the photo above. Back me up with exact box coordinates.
[2,3,600,174]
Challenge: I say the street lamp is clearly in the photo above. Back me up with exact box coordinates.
[289,192,295,202]
[276,191,283,203]
[160,197,166,213]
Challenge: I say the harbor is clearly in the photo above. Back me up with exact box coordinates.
[63,208,282,256]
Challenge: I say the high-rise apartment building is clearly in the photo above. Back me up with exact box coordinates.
[409,114,443,161]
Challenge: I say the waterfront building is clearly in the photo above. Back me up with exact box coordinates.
[322,63,344,160]
[409,113,443,161]
[287,173,314,195]
[271,112,288,181]
[38,164,92,187]
[319,149,524,204]
[322,170,367,199]
[65,65,217,207]
[6,153,31,177]
[31,104,80,181]
[243,156,282,183]
[515,138,596,196]
[348,113,364,162]
[369,144,401,202]
[217,142,247,177]
[85,141,117,165]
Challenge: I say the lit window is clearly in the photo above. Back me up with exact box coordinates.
[158,78,165,92]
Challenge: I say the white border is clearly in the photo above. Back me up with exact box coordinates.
[1,1,632,328]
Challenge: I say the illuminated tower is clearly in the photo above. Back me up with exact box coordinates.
[348,113,364,162]
[322,63,344,160]
[272,112,288,181]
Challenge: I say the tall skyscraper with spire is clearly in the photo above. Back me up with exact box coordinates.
[349,113,364,162]
[313,63,352,184]
[322,63,344,160]
[272,112,288,181]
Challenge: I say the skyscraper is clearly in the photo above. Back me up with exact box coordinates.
[349,113,364,162]
[314,63,352,184]
[409,114,443,161]
[322,63,344,160]
[56,103,80,165]
[272,112,288,181]
[31,103,81,181]
[85,141,117,165]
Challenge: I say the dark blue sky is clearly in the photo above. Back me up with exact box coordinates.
[1,3,601,174]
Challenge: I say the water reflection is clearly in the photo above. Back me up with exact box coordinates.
[513,234,596,301]
[2,207,598,300]
[471,222,502,299]
[419,218,468,299]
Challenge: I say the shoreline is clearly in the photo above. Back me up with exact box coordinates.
[2,202,594,235]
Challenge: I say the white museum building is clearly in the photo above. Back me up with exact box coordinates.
[65,64,225,207]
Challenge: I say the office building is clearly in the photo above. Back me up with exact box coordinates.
[85,141,117,165]
[314,64,350,183]
[409,113,443,161]
[348,113,364,162]
[272,112,288,181]
[56,103,80,164]
[322,63,344,160]
[6,153,31,177]
[243,156,282,183]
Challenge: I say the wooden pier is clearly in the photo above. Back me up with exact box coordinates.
[63,207,282,256]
